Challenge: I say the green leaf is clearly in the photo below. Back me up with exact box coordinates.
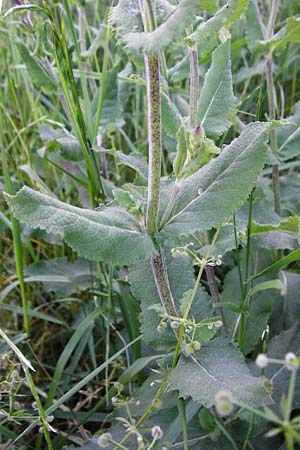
[46,307,103,408]
[5,186,155,265]
[24,257,97,296]
[194,318,220,344]
[245,0,266,52]
[17,42,56,95]
[161,92,182,138]
[115,150,148,182]
[173,126,187,178]
[264,323,300,407]
[198,37,235,139]
[159,122,283,243]
[259,17,300,51]
[95,67,125,133]
[0,328,34,371]
[251,216,300,239]
[220,246,284,354]
[121,0,217,53]
[187,0,249,44]
[39,125,83,162]
[169,337,272,408]
[247,279,285,299]
[112,188,136,209]
[277,102,300,161]
[250,249,300,281]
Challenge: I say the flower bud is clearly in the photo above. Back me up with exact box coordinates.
[192,340,201,351]
[151,425,163,441]
[215,390,234,417]
[285,352,299,370]
[97,433,112,448]
[255,354,269,369]
[157,321,168,334]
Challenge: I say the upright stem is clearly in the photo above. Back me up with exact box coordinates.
[188,43,225,330]
[265,0,281,215]
[145,53,162,236]
[188,46,199,128]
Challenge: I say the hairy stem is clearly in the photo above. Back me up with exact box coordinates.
[145,53,162,235]
[151,248,178,317]
[265,0,281,215]
[188,46,199,128]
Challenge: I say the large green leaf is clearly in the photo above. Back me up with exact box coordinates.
[198,37,235,139]
[118,0,217,53]
[169,337,272,407]
[187,0,249,44]
[5,187,155,265]
[159,121,283,244]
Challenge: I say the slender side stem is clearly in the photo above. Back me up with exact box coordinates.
[172,228,221,367]
[178,397,189,450]
[2,142,30,335]
[265,0,281,215]
[145,53,162,236]
[25,369,53,450]
[238,191,254,352]
[188,46,199,128]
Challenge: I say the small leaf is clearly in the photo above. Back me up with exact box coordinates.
[39,125,83,162]
[187,0,249,44]
[198,37,235,139]
[250,249,300,281]
[115,150,148,182]
[112,188,136,209]
[247,279,286,300]
[245,0,266,52]
[5,186,155,265]
[251,216,300,239]
[169,337,272,408]
[161,92,182,138]
[259,17,300,51]
[194,318,220,344]
[17,42,56,95]
[277,101,300,161]
[173,126,187,178]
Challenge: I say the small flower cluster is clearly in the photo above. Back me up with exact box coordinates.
[255,352,300,371]
[182,340,201,356]
[97,432,111,448]
[215,390,234,417]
